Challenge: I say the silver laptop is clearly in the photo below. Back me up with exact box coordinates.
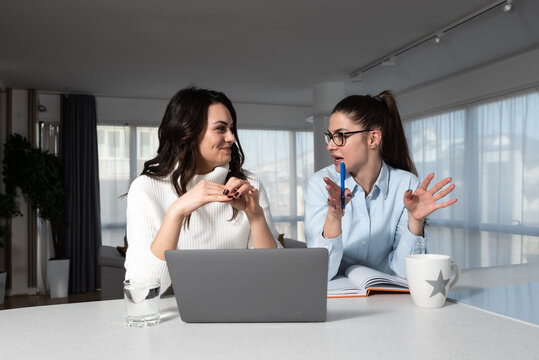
[165,248,328,323]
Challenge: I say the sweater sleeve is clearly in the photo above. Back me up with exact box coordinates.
[246,174,282,248]
[124,177,173,295]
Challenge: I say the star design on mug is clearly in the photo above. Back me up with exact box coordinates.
[425,270,450,298]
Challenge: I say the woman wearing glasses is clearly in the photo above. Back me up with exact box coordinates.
[305,91,456,280]
[125,87,279,294]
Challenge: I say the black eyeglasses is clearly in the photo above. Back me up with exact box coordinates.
[323,130,372,147]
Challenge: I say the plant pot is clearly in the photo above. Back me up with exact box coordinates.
[48,258,70,298]
[0,271,6,305]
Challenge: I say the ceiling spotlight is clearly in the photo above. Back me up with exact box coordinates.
[434,33,444,45]
[503,0,513,12]
[381,56,396,66]
[350,72,363,82]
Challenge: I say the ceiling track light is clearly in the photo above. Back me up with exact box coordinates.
[503,0,513,12]
[348,0,509,81]
[381,56,396,66]
[350,72,363,82]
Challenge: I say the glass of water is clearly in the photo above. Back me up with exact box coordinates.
[124,278,161,327]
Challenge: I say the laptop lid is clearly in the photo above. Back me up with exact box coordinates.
[165,248,328,323]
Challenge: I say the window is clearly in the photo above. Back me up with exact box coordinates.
[136,127,159,174]
[97,126,130,246]
[405,90,539,268]
[97,125,313,246]
[238,130,314,241]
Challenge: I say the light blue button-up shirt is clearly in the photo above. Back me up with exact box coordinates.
[304,162,426,280]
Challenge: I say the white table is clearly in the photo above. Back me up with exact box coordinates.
[1,294,538,360]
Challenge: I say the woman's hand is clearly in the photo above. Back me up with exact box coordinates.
[170,180,232,218]
[152,180,232,260]
[223,177,263,219]
[404,173,457,235]
[223,177,277,248]
[320,177,353,239]
[323,177,353,218]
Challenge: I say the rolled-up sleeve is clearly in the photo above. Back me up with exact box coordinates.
[304,173,343,280]
[388,194,426,278]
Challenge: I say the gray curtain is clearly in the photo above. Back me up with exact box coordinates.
[60,94,101,293]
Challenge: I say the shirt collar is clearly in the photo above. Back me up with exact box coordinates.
[376,161,390,199]
[345,161,390,199]
[344,171,358,194]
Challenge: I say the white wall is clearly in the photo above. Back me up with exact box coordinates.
[235,103,312,130]
[397,46,539,119]
[38,94,312,130]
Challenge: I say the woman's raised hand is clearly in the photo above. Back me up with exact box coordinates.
[171,180,231,218]
[323,177,353,218]
[223,177,264,218]
[404,173,457,222]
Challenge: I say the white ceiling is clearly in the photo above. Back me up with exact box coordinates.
[1,0,538,106]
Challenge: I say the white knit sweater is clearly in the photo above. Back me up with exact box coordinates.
[124,164,279,293]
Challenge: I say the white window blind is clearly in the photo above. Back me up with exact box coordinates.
[405,90,539,268]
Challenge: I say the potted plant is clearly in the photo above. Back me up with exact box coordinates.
[2,133,67,298]
[0,192,21,304]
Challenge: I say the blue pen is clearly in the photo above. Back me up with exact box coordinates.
[340,162,346,212]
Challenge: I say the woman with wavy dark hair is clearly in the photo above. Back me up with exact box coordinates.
[125,87,279,294]
[305,90,457,280]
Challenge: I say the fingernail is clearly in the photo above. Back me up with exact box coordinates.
[333,206,337,210]
[407,189,412,193]
[234,191,240,197]
[346,194,352,198]
[227,195,233,199]
[223,189,229,195]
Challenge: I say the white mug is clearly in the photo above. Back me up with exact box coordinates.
[405,254,460,308]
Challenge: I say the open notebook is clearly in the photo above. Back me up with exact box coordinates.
[328,265,408,298]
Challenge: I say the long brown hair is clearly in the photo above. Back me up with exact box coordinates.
[142,86,246,226]
[331,90,417,176]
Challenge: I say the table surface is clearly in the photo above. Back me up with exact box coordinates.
[1,294,538,360]
[449,262,539,325]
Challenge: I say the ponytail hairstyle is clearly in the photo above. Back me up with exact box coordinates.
[331,90,417,176]
[142,86,246,226]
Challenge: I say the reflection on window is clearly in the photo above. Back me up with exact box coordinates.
[405,90,539,268]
